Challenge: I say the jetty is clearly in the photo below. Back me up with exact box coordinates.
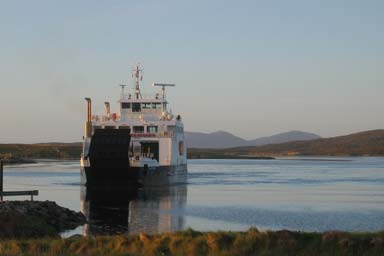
[0,160,38,201]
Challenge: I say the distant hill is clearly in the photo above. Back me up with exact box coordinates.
[185,131,248,148]
[188,129,384,158]
[248,131,321,146]
[185,130,321,148]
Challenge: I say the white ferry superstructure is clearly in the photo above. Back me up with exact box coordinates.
[80,65,187,187]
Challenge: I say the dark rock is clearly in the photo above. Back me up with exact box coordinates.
[0,200,86,239]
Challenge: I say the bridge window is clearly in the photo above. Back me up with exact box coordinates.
[133,126,144,133]
[132,103,141,112]
[142,103,152,109]
[147,126,158,133]
[152,103,161,109]
[121,103,131,109]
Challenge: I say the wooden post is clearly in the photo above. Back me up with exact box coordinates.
[0,160,3,202]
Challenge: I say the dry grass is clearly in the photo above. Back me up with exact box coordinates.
[0,228,383,256]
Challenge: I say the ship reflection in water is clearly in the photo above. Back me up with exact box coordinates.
[80,184,187,236]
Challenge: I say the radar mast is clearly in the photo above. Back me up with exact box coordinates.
[119,84,127,98]
[153,83,175,100]
[132,64,143,99]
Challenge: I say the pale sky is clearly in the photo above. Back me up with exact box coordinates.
[0,0,383,143]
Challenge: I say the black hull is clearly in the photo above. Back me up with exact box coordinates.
[82,128,187,188]
[81,164,187,188]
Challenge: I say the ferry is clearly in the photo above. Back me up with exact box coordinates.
[80,65,187,187]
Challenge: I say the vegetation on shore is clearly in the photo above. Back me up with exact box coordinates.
[0,153,36,164]
[187,151,274,160]
[1,130,384,160]
[0,143,82,160]
[0,228,383,256]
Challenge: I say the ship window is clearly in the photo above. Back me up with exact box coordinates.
[179,141,184,156]
[142,103,152,109]
[152,103,161,109]
[121,103,131,109]
[147,126,158,133]
[133,126,144,133]
[132,103,141,112]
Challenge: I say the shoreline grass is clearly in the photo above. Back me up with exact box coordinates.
[0,228,383,256]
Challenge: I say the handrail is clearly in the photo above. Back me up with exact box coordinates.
[131,132,174,138]
[0,190,39,201]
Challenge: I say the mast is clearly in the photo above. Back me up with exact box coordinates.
[132,64,143,99]
[153,83,175,100]
[120,84,127,98]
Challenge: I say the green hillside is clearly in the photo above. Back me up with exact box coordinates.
[0,143,82,159]
[188,129,384,158]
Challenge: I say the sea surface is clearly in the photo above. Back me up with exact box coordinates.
[2,157,384,236]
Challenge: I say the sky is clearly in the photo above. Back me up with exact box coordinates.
[0,0,383,143]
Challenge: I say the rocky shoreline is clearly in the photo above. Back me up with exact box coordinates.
[0,201,86,239]
[0,201,383,255]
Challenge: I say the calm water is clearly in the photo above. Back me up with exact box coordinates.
[3,157,384,235]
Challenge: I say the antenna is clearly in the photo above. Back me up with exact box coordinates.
[120,84,127,97]
[132,64,143,99]
[153,83,175,100]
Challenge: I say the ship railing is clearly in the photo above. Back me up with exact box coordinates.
[141,153,155,159]
[121,93,162,101]
[92,115,108,122]
[130,153,156,161]
[92,115,121,122]
[131,131,175,138]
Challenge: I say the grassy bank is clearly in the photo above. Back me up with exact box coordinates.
[0,143,82,159]
[2,129,384,161]
[187,148,275,159]
[0,228,383,256]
